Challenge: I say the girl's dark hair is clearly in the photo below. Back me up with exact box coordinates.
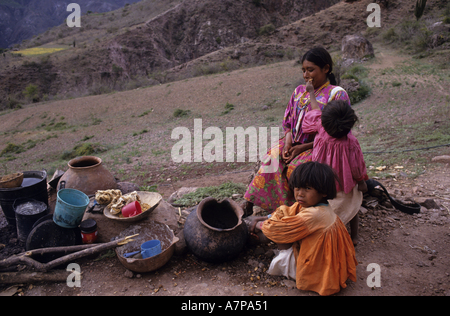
[301,46,336,85]
[321,99,358,138]
[288,161,340,200]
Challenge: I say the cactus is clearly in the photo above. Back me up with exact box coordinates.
[414,0,427,20]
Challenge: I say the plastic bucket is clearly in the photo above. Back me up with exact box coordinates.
[53,188,89,228]
[0,170,48,226]
[14,199,49,243]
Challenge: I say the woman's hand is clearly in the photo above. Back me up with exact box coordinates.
[282,131,293,162]
[284,143,312,164]
[305,79,314,93]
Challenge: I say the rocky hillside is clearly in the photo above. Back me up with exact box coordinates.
[0,0,341,102]
[0,0,142,49]
[1,0,449,106]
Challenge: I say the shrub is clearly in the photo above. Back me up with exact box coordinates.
[258,24,276,36]
[220,102,234,115]
[23,84,40,102]
[349,82,371,105]
[173,182,247,207]
[1,143,24,156]
[61,143,107,160]
[173,109,191,117]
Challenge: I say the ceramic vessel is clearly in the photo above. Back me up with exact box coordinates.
[183,197,248,263]
[58,156,117,196]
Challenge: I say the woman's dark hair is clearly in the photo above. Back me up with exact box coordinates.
[288,161,340,200]
[321,99,358,139]
[301,46,336,85]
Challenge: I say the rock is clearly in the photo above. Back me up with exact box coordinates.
[82,198,179,243]
[282,279,297,289]
[232,193,243,199]
[419,198,440,210]
[431,155,450,163]
[117,182,140,194]
[148,199,180,232]
[340,78,360,93]
[359,206,368,215]
[341,34,375,61]
[124,269,134,279]
[174,230,187,256]
[168,187,198,204]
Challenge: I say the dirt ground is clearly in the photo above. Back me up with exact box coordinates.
[1,162,449,297]
[1,41,450,297]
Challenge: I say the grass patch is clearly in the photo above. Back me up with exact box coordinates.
[1,143,24,156]
[220,102,235,115]
[173,109,191,118]
[61,142,107,160]
[342,64,371,105]
[172,181,247,207]
[11,47,67,56]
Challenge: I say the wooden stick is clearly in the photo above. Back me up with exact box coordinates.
[0,234,138,272]
[0,271,68,284]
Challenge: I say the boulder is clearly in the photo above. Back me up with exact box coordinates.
[167,187,198,205]
[431,155,450,163]
[341,34,375,61]
[82,198,180,243]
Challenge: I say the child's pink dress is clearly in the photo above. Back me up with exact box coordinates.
[302,109,368,224]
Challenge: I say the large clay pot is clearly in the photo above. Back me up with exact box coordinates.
[183,197,248,263]
[57,156,117,196]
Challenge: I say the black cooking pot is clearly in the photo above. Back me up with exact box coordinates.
[183,197,248,263]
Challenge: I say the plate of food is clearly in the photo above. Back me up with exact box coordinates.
[98,190,162,222]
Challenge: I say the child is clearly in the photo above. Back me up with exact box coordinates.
[249,161,357,296]
[302,94,368,245]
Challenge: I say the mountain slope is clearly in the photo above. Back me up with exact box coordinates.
[0,0,342,102]
[0,0,142,48]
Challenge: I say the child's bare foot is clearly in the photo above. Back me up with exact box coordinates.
[352,235,359,247]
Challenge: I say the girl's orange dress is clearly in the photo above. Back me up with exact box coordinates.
[261,202,357,296]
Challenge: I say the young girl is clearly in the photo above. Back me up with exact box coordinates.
[249,161,357,296]
[302,95,368,245]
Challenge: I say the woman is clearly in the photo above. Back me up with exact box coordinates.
[244,47,351,215]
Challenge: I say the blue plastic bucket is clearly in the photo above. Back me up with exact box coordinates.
[53,188,89,228]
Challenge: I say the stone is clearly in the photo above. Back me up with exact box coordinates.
[168,187,198,204]
[359,206,368,215]
[117,182,140,194]
[82,198,179,243]
[174,230,187,256]
[341,34,375,61]
[148,199,180,232]
[124,269,134,278]
[419,198,440,210]
[282,279,297,289]
[431,155,450,163]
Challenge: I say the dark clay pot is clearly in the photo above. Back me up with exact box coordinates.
[183,197,248,263]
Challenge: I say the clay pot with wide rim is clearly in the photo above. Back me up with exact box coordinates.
[58,156,117,196]
[183,197,248,263]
